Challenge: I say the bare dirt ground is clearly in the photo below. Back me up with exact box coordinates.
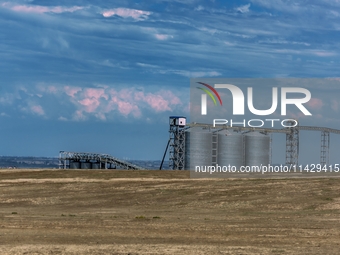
[0,169,340,254]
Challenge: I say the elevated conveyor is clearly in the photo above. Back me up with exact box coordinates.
[59,151,145,170]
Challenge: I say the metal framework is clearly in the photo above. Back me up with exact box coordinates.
[269,134,272,165]
[59,151,145,170]
[320,131,330,166]
[169,117,186,170]
[211,132,218,167]
[184,123,340,166]
[285,125,299,165]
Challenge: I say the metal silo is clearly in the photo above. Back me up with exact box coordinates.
[80,162,92,169]
[244,132,270,167]
[217,130,244,169]
[92,163,100,169]
[69,161,80,169]
[185,127,212,170]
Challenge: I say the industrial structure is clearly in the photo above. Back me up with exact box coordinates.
[59,151,145,170]
[168,116,186,170]
[59,117,340,171]
[166,117,340,170]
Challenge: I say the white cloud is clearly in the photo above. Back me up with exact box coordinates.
[155,34,173,40]
[1,2,83,14]
[102,8,151,20]
[236,3,251,13]
[20,103,45,116]
[258,39,311,46]
[136,62,159,68]
[224,41,235,46]
[31,105,45,116]
[58,116,68,121]
[0,93,16,105]
[311,50,337,57]
[274,49,336,57]
[195,5,204,11]
[156,69,221,78]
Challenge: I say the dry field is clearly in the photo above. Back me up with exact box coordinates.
[0,169,340,254]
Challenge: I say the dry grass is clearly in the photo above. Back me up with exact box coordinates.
[0,169,340,254]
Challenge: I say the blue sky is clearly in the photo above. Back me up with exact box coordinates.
[1,0,340,163]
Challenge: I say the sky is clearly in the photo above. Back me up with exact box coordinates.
[0,0,340,163]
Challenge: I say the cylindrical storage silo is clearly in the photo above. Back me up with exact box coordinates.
[217,130,244,169]
[80,162,92,169]
[244,132,270,167]
[185,127,212,170]
[69,161,80,169]
[92,163,100,169]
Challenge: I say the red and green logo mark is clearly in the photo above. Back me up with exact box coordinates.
[197,82,223,115]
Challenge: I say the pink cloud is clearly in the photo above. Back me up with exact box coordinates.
[31,105,45,116]
[117,88,134,100]
[36,84,59,94]
[72,87,143,118]
[108,88,118,98]
[83,88,108,100]
[17,85,183,121]
[73,110,87,121]
[0,83,186,122]
[157,90,181,105]
[285,111,307,120]
[109,96,141,117]
[2,3,83,14]
[134,90,181,112]
[95,113,106,121]
[78,97,101,113]
[102,8,151,20]
[47,86,58,94]
[285,108,325,120]
[306,98,323,110]
[145,94,171,112]
[64,86,81,98]
[117,101,141,117]
[77,88,109,113]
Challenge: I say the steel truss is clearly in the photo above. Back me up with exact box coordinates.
[285,124,299,166]
[320,131,330,166]
[169,118,186,170]
[58,151,145,170]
